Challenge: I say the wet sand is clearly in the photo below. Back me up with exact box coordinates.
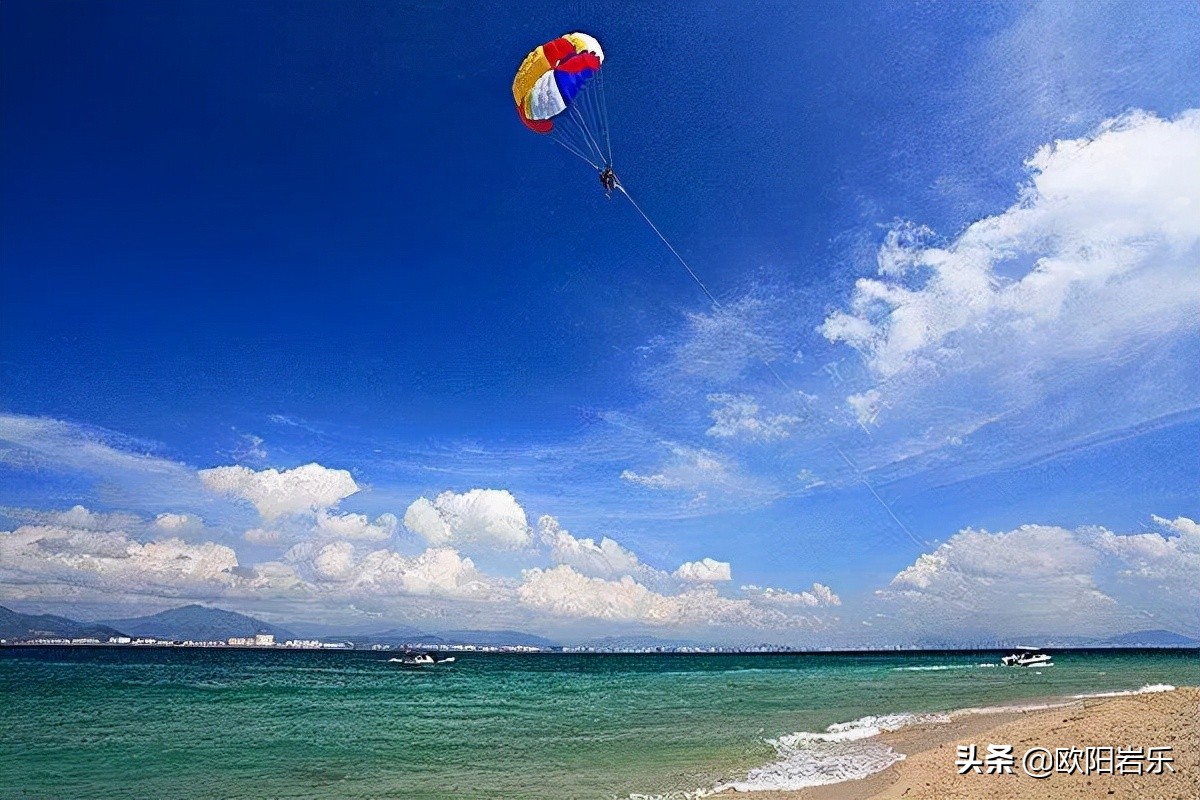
[736,686,1198,800]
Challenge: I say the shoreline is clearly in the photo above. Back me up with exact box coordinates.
[712,685,1198,799]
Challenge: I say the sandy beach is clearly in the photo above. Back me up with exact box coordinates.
[739,686,1199,800]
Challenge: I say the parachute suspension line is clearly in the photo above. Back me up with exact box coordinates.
[549,114,600,169]
[577,85,600,159]
[596,69,613,166]
[579,77,611,168]
[549,102,604,169]
[834,447,928,548]
[569,103,607,168]
[616,182,928,550]
[549,132,599,169]
[619,184,789,394]
[553,113,589,159]
[549,102,606,170]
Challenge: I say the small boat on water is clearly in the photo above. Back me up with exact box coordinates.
[387,651,456,667]
[1001,646,1053,667]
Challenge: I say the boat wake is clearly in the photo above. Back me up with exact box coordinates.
[891,663,998,671]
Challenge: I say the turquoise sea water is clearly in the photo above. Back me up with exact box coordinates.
[1,647,1196,798]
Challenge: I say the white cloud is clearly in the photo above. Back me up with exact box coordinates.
[796,470,826,491]
[198,463,360,519]
[518,565,678,623]
[402,489,532,550]
[620,444,766,503]
[0,415,194,481]
[0,524,239,593]
[0,505,143,532]
[879,518,1200,639]
[706,394,801,441]
[1083,516,1200,629]
[517,565,811,629]
[1151,515,1200,539]
[153,512,202,532]
[649,296,788,385]
[674,557,732,583]
[313,510,398,541]
[243,528,282,545]
[821,110,1200,434]
[741,583,841,607]
[846,389,882,429]
[242,560,305,592]
[537,515,655,581]
[283,541,496,599]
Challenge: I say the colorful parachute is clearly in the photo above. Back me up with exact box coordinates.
[512,32,612,169]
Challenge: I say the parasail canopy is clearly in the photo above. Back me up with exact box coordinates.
[512,32,612,169]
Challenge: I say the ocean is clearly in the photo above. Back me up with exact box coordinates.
[1,647,1196,798]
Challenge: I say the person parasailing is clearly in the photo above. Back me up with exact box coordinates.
[599,166,617,197]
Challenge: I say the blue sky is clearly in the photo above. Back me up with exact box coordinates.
[2,1,1198,644]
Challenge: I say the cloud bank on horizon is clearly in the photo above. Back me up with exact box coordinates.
[0,447,1195,641]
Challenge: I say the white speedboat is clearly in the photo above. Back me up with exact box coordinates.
[1001,646,1053,667]
[387,651,456,666]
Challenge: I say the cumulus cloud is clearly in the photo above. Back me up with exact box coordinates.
[674,557,732,583]
[741,582,841,607]
[243,528,283,545]
[706,394,801,441]
[517,565,812,629]
[537,515,656,581]
[824,111,1200,380]
[402,489,532,550]
[518,565,678,623]
[821,110,1200,448]
[0,524,239,593]
[153,513,195,530]
[0,504,144,532]
[879,517,1200,639]
[198,463,360,519]
[283,541,496,599]
[313,510,398,541]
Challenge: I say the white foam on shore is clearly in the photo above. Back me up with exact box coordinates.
[948,683,1177,719]
[1073,682,1175,699]
[631,683,1179,798]
[702,712,949,793]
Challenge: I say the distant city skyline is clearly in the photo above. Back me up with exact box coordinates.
[2,2,1198,645]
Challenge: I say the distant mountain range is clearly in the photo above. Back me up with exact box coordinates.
[579,634,706,650]
[0,606,126,641]
[1093,629,1200,648]
[349,627,560,649]
[101,605,295,642]
[3,604,1197,650]
[438,629,560,648]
